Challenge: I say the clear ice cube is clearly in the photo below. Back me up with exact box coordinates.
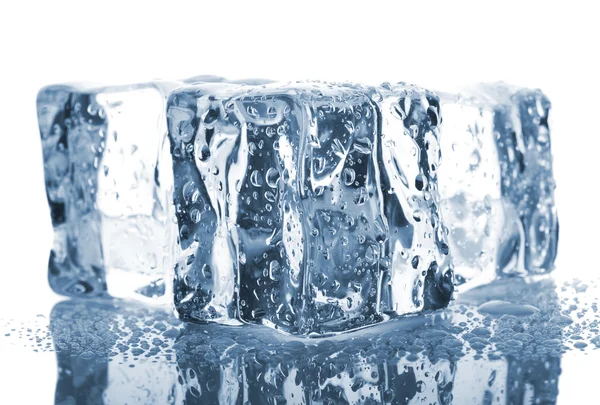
[437,84,558,289]
[37,81,182,303]
[168,81,453,335]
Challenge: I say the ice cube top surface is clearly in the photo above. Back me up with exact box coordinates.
[37,81,185,302]
[168,81,454,335]
[437,83,558,289]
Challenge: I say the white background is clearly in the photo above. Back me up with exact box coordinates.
[0,0,598,403]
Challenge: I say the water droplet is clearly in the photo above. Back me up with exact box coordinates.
[265,168,280,188]
[415,174,427,191]
[413,210,423,222]
[477,300,539,316]
[202,264,212,279]
[344,121,355,134]
[409,124,419,139]
[264,190,277,202]
[199,145,211,161]
[182,181,200,204]
[440,242,449,255]
[248,142,257,155]
[354,187,368,205]
[246,105,259,118]
[180,225,190,240]
[314,157,326,174]
[537,127,550,144]
[189,208,201,223]
[549,315,574,326]
[79,350,96,359]
[343,168,356,186]
[250,170,263,187]
[269,261,282,280]
[86,103,99,116]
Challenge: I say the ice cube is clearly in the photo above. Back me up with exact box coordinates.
[168,81,453,335]
[38,81,182,303]
[437,84,558,289]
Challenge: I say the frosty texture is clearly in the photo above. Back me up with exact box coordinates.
[438,84,558,289]
[168,81,453,335]
[37,82,181,303]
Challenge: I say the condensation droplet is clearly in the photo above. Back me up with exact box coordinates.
[265,168,280,188]
[202,264,212,279]
[343,168,356,186]
[250,170,263,187]
[189,208,201,223]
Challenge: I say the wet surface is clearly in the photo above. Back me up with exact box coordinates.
[2,275,599,404]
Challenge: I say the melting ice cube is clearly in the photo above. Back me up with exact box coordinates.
[38,81,182,303]
[437,84,558,289]
[37,77,280,304]
[168,81,453,335]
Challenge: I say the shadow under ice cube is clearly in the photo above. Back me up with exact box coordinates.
[37,82,180,303]
[168,81,453,335]
[438,84,558,289]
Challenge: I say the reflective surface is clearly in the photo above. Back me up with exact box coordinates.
[3,274,597,404]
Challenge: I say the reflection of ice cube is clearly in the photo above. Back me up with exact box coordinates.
[38,80,202,303]
[451,277,562,404]
[438,84,558,289]
[173,307,562,405]
[168,81,453,335]
[174,321,457,405]
[47,278,563,405]
[50,301,116,404]
[50,300,184,405]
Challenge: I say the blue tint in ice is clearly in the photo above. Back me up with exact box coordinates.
[37,82,185,303]
[6,274,589,404]
[167,81,454,335]
[37,78,559,337]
